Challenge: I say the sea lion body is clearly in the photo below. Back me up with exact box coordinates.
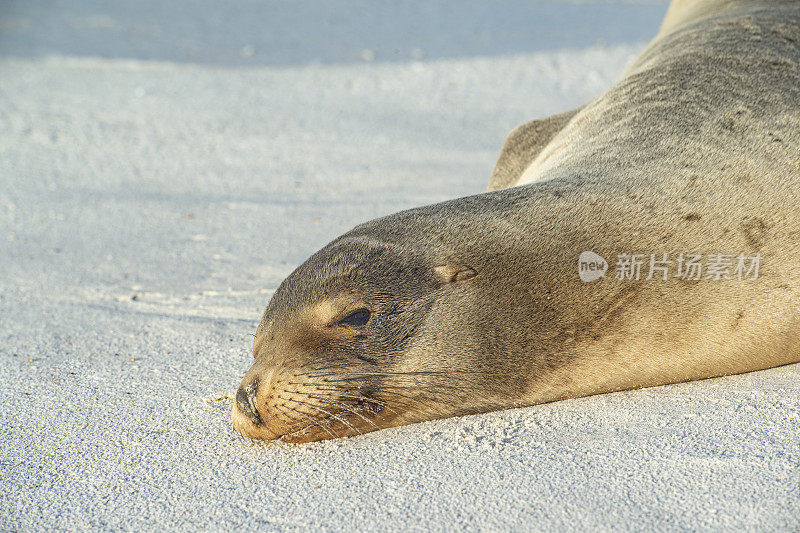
[233,0,800,442]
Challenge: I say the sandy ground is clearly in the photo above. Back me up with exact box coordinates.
[1,1,799,530]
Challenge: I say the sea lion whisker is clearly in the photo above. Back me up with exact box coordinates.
[319,375,467,394]
[309,374,427,383]
[283,383,415,416]
[334,394,404,417]
[272,404,308,431]
[357,387,430,405]
[363,384,462,398]
[276,400,328,427]
[283,383,408,415]
[366,393,429,412]
[307,370,500,378]
[285,380,352,391]
[328,392,392,409]
[369,388,468,416]
[368,386,469,408]
[290,398,362,436]
[289,386,407,415]
[280,394,356,430]
[303,394,381,428]
[287,377,462,403]
[279,403,339,439]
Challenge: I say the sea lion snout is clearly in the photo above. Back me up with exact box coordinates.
[231,365,286,440]
[235,379,262,426]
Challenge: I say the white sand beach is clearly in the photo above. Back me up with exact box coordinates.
[1,1,798,530]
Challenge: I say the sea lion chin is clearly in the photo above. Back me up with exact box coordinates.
[232,0,800,442]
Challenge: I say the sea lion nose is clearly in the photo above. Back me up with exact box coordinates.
[235,378,263,426]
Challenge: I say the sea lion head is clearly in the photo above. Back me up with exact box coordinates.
[230,216,512,443]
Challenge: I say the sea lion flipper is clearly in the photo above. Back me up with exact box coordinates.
[487,106,583,191]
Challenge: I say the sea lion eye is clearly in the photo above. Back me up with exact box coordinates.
[337,308,371,327]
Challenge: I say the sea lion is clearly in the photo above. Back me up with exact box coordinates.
[232,0,800,443]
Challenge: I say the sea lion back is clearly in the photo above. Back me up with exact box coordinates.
[490,0,800,191]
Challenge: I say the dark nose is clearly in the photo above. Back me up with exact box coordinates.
[236,378,263,426]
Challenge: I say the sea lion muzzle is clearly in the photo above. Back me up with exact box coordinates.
[235,379,262,427]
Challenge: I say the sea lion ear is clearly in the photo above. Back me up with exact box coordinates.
[434,265,477,284]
